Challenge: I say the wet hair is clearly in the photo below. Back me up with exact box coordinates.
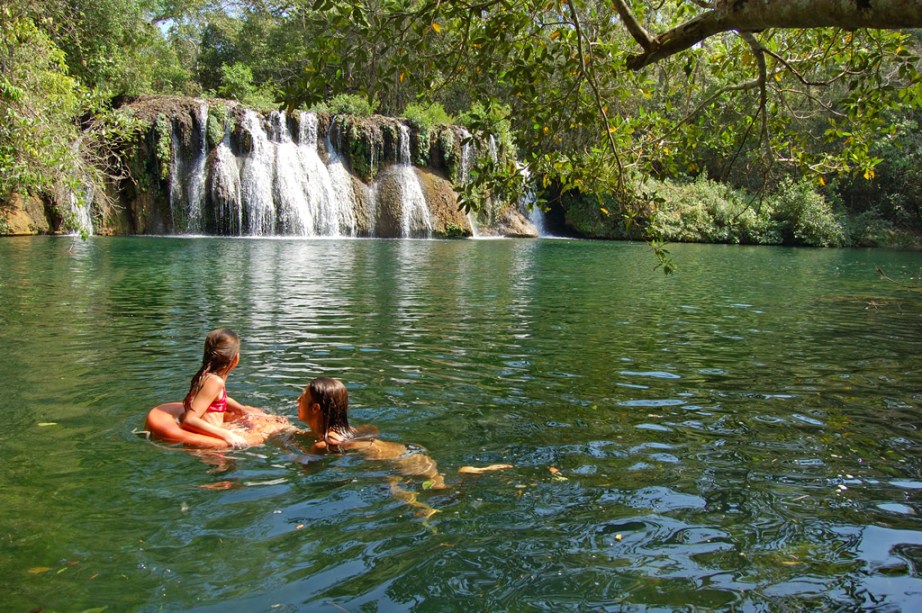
[307,377,356,446]
[182,328,240,412]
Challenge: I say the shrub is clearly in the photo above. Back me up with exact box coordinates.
[402,103,452,167]
[154,114,172,181]
[646,176,781,244]
[312,94,376,117]
[206,105,229,149]
[403,102,452,131]
[218,63,277,109]
[441,222,467,238]
[768,178,846,247]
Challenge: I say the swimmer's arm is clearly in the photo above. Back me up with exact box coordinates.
[180,378,247,448]
[226,396,266,416]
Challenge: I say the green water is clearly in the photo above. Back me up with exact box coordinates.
[1,236,921,611]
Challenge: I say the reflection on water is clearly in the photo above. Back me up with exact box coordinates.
[1,237,921,611]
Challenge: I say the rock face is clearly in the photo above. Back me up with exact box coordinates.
[1,194,53,235]
[16,95,536,239]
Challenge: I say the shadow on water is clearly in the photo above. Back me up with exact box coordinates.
[1,237,921,611]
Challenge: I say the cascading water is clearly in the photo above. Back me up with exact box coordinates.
[166,103,209,234]
[68,188,94,237]
[270,110,315,234]
[168,119,186,232]
[459,129,480,238]
[300,112,356,237]
[240,110,277,235]
[185,102,209,232]
[396,124,433,238]
[212,117,242,234]
[162,106,523,239]
[518,166,547,237]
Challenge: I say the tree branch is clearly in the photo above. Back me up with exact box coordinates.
[624,0,922,70]
[566,0,624,190]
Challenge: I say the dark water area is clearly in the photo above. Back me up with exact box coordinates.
[1,236,921,611]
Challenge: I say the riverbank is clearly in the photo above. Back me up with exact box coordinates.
[550,175,922,249]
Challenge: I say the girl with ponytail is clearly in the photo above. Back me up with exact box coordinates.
[177,328,263,449]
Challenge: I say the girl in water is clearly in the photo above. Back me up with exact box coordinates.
[177,328,265,449]
[297,377,511,493]
[146,327,293,450]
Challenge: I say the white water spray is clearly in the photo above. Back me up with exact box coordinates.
[396,124,432,238]
[300,112,356,236]
[240,111,277,235]
[185,101,209,232]
[212,116,242,234]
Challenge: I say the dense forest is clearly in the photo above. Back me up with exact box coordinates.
[2,1,922,255]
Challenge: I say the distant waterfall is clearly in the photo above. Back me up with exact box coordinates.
[162,106,495,239]
[168,120,185,232]
[323,117,359,237]
[459,130,480,238]
[169,108,357,236]
[187,102,209,231]
[167,102,209,234]
[212,117,242,234]
[518,166,547,237]
[299,112,356,236]
[270,110,315,234]
[240,110,278,235]
[66,139,95,236]
[68,188,94,237]
[396,125,432,238]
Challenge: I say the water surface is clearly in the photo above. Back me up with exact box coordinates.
[1,237,921,611]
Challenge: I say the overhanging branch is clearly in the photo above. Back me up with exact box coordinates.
[621,0,922,70]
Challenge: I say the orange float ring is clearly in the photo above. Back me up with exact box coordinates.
[143,402,296,449]
[144,402,231,449]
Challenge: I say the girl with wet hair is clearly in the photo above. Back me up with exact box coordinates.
[297,377,511,506]
[177,328,265,449]
[297,376,357,449]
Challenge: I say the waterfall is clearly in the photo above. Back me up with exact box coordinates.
[166,104,209,234]
[168,119,185,232]
[300,112,356,237]
[212,116,242,234]
[518,165,547,237]
[459,130,480,238]
[396,124,432,238]
[271,110,315,234]
[186,101,209,232]
[240,110,277,235]
[160,107,535,239]
[68,187,94,237]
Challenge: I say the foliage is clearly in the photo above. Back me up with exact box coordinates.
[402,102,452,166]
[311,94,377,117]
[206,105,226,149]
[0,11,84,200]
[154,114,172,181]
[403,102,452,131]
[768,178,846,247]
[560,175,847,248]
[441,222,467,239]
[217,62,276,109]
[648,176,781,245]
[22,0,190,96]
[458,102,517,160]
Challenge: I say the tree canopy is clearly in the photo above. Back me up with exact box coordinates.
[3,0,922,245]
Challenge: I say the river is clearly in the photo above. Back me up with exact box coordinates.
[1,236,920,611]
